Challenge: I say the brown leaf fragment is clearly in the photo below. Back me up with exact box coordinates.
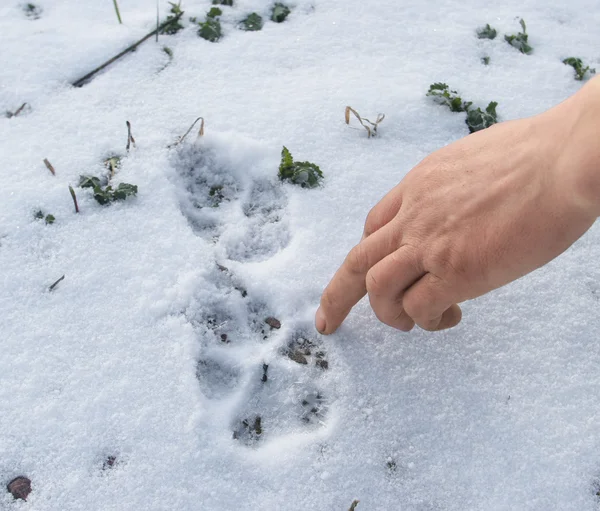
[7,476,32,501]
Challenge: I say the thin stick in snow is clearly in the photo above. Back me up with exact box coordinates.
[48,275,65,292]
[43,158,56,176]
[72,13,183,88]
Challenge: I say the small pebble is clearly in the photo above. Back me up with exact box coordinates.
[265,317,281,329]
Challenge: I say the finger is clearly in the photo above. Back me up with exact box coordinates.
[316,220,402,335]
[362,184,403,239]
[402,273,463,331]
[365,244,424,331]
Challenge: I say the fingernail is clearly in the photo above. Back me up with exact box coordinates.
[315,307,327,334]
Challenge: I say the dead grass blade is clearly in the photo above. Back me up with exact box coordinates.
[169,117,205,148]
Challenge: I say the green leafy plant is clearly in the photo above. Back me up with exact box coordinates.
[207,6,222,18]
[278,146,323,188]
[34,210,55,224]
[476,24,497,39]
[271,2,290,23]
[465,102,498,133]
[481,56,490,65]
[563,57,596,81]
[240,12,263,31]
[426,83,471,112]
[161,2,184,34]
[79,175,138,205]
[213,0,233,5]
[198,15,222,42]
[427,83,499,133]
[23,3,42,19]
[505,18,532,54]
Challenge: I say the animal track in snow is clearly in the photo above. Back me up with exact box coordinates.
[171,136,331,448]
[171,142,289,261]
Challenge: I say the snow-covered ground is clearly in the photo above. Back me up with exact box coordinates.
[1,0,600,509]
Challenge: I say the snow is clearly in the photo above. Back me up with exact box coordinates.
[1,0,600,509]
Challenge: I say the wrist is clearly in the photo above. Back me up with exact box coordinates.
[552,76,600,219]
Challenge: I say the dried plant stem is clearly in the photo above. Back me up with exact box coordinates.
[126,121,136,151]
[345,106,385,138]
[72,13,183,87]
[348,500,360,511]
[43,158,56,176]
[170,117,205,147]
[68,186,79,213]
[112,0,123,24]
[49,275,65,292]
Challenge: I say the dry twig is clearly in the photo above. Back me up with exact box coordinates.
[49,275,65,292]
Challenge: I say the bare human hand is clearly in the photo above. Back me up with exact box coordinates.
[316,77,600,334]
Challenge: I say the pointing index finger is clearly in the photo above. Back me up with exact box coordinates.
[316,221,400,334]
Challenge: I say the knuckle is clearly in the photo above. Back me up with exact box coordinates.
[365,269,384,296]
[345,244,370,275]
[363,209,380,237]
[427,244,468,277]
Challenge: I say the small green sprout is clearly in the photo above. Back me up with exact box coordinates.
[563,57,596,81]
[93,183,138,205]
[505,18,533,54]
[80,175,137,205]
[465,102,498,133]
[213,0,233,5]
[476,24,497,39]
[240,12,263,31]
[207,7,222,18]
[198,17,222,42]
[79,175,102,189]
[278,147,323,188]
[271,3,290,23]
[481,56,490,65]
[24,3,42,19]
[161,2,185,35]
[34,210,55,224]
[426,83,472,112]
[427,84,499,133]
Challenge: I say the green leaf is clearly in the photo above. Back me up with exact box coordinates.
[161,2,185,35]
[213,0,233,5]
[198,18,222,42]
[278,146,323,188]
[481,56,490,65]
[207,7,222,18]
[427,83,470,112]
[93,185,112,205]
[465,101,498,133]
[505,19,533,54]
[34,210,44,220]
[45,214,55,225]
[271,3,290,23]
[112,183,138,201]
[563,57,596,81]
[79,175,101,188]
[241,12,263,31]
[476,24,497,40]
